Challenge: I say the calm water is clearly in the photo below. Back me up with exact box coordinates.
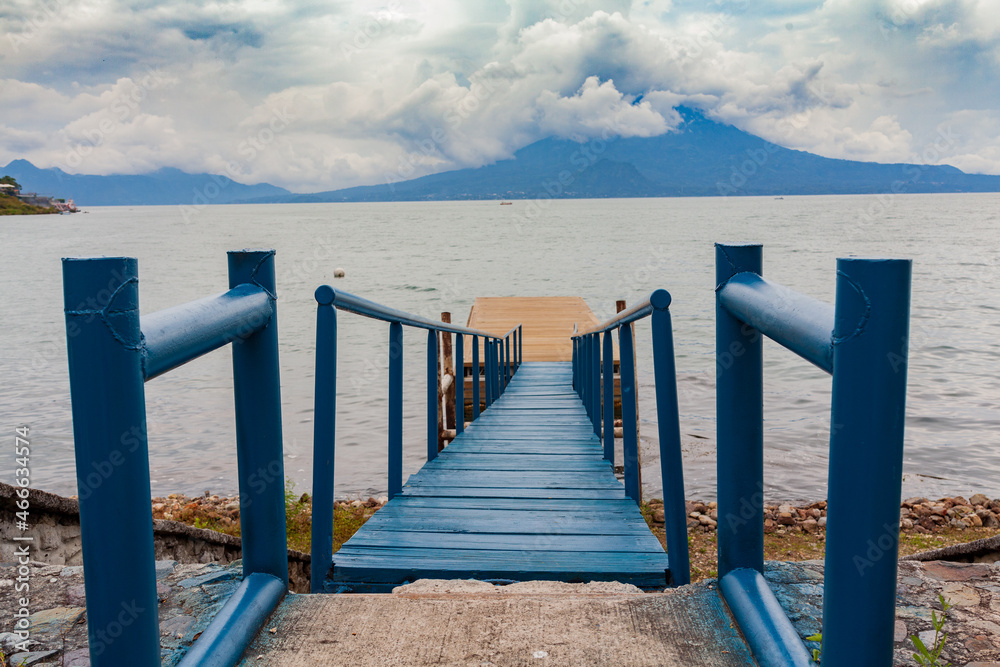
[2,195,999,503]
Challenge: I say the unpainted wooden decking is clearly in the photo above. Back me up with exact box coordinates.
[328,362,669,592]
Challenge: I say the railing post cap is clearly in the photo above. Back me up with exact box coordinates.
[315,285,336,306]
[650,289,672,310]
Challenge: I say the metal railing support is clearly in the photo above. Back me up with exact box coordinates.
[427,328,439,461]
[310,286,337,593]
[484,339,494,407]
[650,289,690,586]
[591,333,601,437]
[228,250,288,586]
[572,336,579,393]
[715,243,764,577]
[518,325,523,368]
[472,335,481,419]
[505,335,511,387]
[822,258,911,666]
[456,333,465,435]
[63,257,160,666]
[388,321,403,498]
[602,330,614,463]
[618,325,641,505]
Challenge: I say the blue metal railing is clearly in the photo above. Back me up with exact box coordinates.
[310,286,521,593]
[62,250,288,667]
[714,243,911,667]
[571,289,690,586]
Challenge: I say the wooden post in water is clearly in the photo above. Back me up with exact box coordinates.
[441,312,456,451]
[617,299,642,501]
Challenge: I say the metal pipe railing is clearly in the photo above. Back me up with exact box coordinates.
[571,288,690,587]
[715,243,911,667]
[310,286,521,593]
[63,250,288,666]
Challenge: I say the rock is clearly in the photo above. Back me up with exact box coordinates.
[697,515,716,528]
[155,560,178,579]
[777,512,796,526]
[818,516,827,527]
[377,496,389,505]
[989,499,1000,511]
[903,497,929,506]
[350,500,363,507]
[333,268,346,278]
[977,510,1000,528]
[899,518,913,530]
[652,509,665,524]
[893,619,907,643]
[801,519,819,533]
[9,651,61,666]
[777,504,794,515]
[707,501,717,509]
[921,561,992,582]
[27,607,85,638]
[952,496,969,506]
[61,648,90,666]
[967,512,983,527]
[66,584,87,607]
[160,614,196,638]
[970,493,989,506]
[686,518,699,529]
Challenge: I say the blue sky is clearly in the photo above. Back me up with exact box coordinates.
[2,0,998,191]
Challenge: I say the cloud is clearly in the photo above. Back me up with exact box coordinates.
[1,0,998,190]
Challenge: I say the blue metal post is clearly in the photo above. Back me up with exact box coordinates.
[427,328,438,461]
[822,258,912,667]
[602,330,614,463]
[62,257,160,666]
[472,335,481,419]
[619,325,641,505]
[518,325,523,369]
[650,289,690,586]
[388,321,403,498]
[484,340,494,407]
[228,250,288,586]
[310,286,337,593]
[573,338,580,396]
[456,333,465,435]
[505,335,511,386]
[499,336,506,395]
[493,339,501,400]
[591,334,607,439]
[715,243,764,577]
[582,336,591,420]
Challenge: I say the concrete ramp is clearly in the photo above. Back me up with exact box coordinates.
[239,580,753,666]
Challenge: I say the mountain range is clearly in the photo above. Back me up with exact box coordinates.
[4,108,999,206]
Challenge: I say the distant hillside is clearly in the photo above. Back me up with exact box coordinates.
[0,193,59,215]
[1,160,290,206]
[243,107,1000,203]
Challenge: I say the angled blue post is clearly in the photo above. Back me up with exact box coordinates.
[602,330,614,463]
[472,335,481,419]
[310,286,337,593]
[63,257,160,667]
[715,243,764,577]
[388,321,403,498]
[650,289,690,586]
[591,333,607,439]
[228,250,288,586]
[619,325,641,505]
[427,328,439,461]
[822,258,912,667]
[456,333,465,435]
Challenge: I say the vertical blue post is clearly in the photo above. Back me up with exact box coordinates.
[573,338,580,396]
[228,250,288,586]
[619,325,641,505]
[715,243,764,577]
[822,258,911,666]
[602,329,614,463]
[472,335,481,420]
[493,339,501,401]
[518,325,523,369]
[499,336,506,395]
[591,333,601,437]
[485,340,494,407]
[310,286,337,593]
[651,289,690,586]
[584,336,592,420]
[505,335,511,386]
[456,333,465,435]
[388,321,403,499]
[427,328,438,461]
[63,257,160,666]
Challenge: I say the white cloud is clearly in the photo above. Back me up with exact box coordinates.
[1,0,998,190]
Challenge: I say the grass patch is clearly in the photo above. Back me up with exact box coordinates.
[0,194,57,215]
[641,500,1000,583]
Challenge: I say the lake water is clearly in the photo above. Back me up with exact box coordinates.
[2,194,999,503]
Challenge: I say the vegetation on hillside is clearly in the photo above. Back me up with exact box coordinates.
[0,193,57,215]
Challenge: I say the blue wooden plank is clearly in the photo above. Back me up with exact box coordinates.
[328,361,669,589]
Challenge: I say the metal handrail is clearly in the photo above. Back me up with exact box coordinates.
[714,243,911,666]
[568,288,690,587]
[62,250,288,667]
[309,285,522,593]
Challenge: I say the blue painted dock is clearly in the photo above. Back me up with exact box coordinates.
[327,362,670,592]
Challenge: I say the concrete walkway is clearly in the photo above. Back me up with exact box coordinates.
[239,579,753,666]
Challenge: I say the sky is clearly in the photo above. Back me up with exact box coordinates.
[1,0,999,193]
